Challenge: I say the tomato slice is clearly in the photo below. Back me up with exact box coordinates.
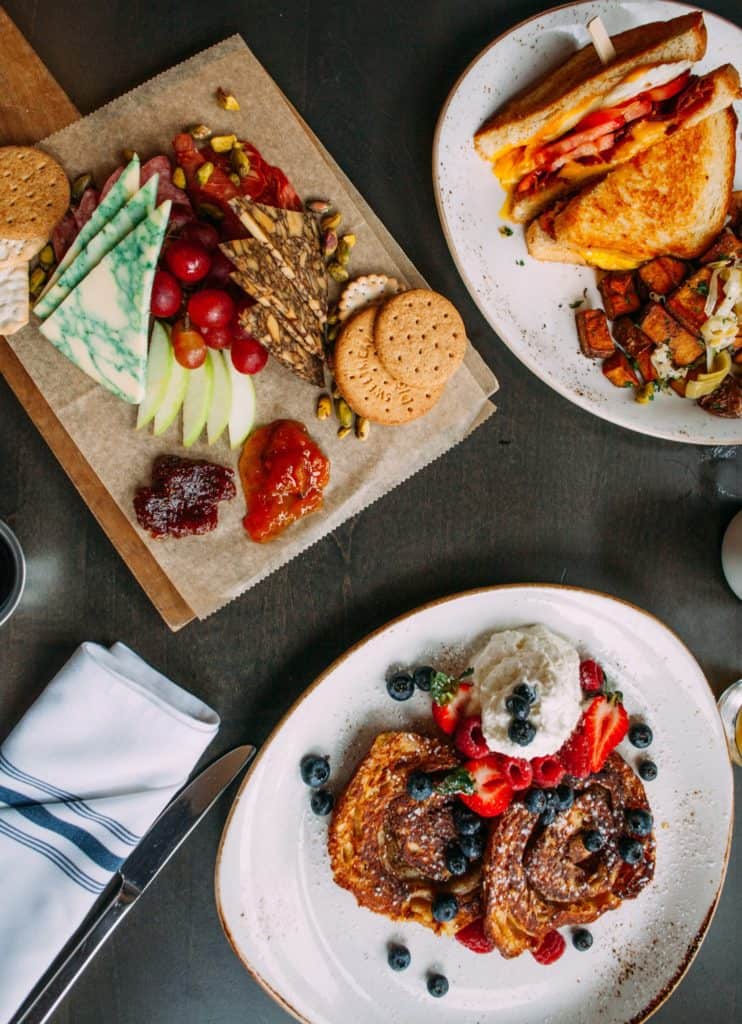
[573,108,624,132]
[548,132,615,171]
[643,69,691,103]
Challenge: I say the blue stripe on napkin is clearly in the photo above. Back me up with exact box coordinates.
[0,819,105,894]
[0,785,123,873]
[0,753,139,845]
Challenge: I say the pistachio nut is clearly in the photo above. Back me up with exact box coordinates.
[320,211,342,232]
[336,425,352,440]
[336,398,353,429]
[231,147,251,179]
[172,166,186,189]
[229,173,241,187]
[328,261,349,283]
[211,133,237,153]
[327,312,339,325]
[216,87,240,111]
[196,161,215,187]
[316,394,333,420]
[38,244,55,269]
[189,123,212,141]
[354,416,370,441]
[28,266,46,296]
[326,323,339,343]
[323,230,338,258]
[71,173,93,202]
[198,202,224,221]
[306,199,332,215]
[121,148,137,164]
[336,239,352,266]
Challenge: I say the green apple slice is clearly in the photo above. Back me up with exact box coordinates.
[206,349,231,445]
[182,356,214,447]
[228,359,257,450]
[153,346,189,436]
[136,321,173,429]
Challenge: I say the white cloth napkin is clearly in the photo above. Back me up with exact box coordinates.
[0,642,219,1022]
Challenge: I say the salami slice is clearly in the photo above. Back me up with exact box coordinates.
[99,165,125,201]
[141,155,191,209]
[73,188,100,229]
[51,210,79,261]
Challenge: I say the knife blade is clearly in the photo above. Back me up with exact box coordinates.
[11,743,255,1024]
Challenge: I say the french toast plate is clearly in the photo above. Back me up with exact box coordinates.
[433,0,742,445]
[216,585,732,1024]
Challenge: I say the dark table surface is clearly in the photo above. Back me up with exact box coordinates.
[1,1,740,1022]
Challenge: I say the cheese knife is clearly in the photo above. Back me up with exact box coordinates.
[10,743,255,1024]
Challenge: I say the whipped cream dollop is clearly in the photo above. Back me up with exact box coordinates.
[472,624,582,758]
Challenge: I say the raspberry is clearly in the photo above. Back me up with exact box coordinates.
[579,659,605,695]
[454,715,490,759]
[532,929,566,965]
[531,755,565,788]
[455,918,495,954]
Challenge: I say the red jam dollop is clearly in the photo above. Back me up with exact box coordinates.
[239,420,330,543]
[134,455,236,538]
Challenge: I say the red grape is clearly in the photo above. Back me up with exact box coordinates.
[187,288,236,329]
[201,324,233,350]
[180,220,220,251]
[167,205,194,234]
[165,239,212,284]
[231,295,257,341]
[172,319,207,369]
[231,335,268,374]
[150,269,182,318]
[204,247,235,287]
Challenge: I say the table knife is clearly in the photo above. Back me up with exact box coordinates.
[10,743,255,1024]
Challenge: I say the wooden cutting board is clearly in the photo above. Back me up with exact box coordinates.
[0,8,196,630]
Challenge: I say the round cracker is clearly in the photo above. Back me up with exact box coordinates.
[334,306,443,426]
[0,147,70,240]
[374,288,467,388]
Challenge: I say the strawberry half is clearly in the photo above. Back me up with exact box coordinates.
[459,754,514,818]
[432,682,474,736]
[531,754,565,788]
[558,724,592,779]
[583,693,628,772]
[579,659,605,695]
[455,918,495,954]
[454,715,490,759]
[532,929,566,965]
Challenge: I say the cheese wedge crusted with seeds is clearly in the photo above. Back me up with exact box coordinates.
[228,197,326,323]
[242,304,324,386]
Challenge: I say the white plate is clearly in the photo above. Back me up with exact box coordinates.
[433,0,742,445]
[215,585,733,1024]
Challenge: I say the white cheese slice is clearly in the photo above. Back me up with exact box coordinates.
[39,200,171,403]
[0,262,29,336]
[38,155,140,298]
[34,176,158,320]
[0,236,45,269]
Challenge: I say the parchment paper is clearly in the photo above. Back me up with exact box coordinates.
[8,36,497,621]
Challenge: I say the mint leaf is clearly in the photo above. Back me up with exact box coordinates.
[436,767,476,796]
[430,671,459,706]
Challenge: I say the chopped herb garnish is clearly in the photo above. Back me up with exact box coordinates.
[430,667,474,706]
[515,259,525,266]
[436,767,476,796]
[499,225,513,237]
[695,281,709,296]
[569,299,584,309]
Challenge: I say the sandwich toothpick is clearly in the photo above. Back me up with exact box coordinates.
[587,17,617,65]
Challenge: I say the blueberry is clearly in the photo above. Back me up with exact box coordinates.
[310,789,333,815]
[406,770,433,801]
[556,784,574,812]
[505,694,530,720]
[432,893,458,923]
[453,803,482,836]
[413,666,434,692]
[540,805,557,827]
[618,836,644,865]
[625,808,653,837]
[445,842,468,876]
[427,973,449,998]
[513,683,537,705]
[573,928,593,951]
[628,723,653,749]
[524,788,547,814]
[508,719,537,746]
[387,672,415,701]
[300,754,330,788]
[459,831,485,861]
[544,788,560,811]
[638,760,658,781]
[387,944,411,971]
[582,829,605,853]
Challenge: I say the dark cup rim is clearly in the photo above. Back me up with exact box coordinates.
[0,520,25,627]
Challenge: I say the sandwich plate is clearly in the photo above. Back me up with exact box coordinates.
[215,585,732,1024]
[433,0,742,444]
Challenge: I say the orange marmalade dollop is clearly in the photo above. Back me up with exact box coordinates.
[238,420,330,543]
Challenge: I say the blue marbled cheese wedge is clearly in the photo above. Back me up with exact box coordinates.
[39,156,140,297]
[39,200,171,404]
[35,176,158,320]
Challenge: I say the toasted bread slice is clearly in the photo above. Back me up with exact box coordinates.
[509,64,740,222]
[475,13,706,161]
[526,109,737,268]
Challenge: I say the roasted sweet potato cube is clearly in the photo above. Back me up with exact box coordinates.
[634,346,658,383]
[576,308,615,359]
[598,271,641,319]
[669,378,687,397]
[735,349,742,365]
[698,376,742,418]
[665,267,712,333]
[639,303,703,366]
[612,317,654,358]
[700,228,742,265]
[602,351,639,388]
[637,256,688,296]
